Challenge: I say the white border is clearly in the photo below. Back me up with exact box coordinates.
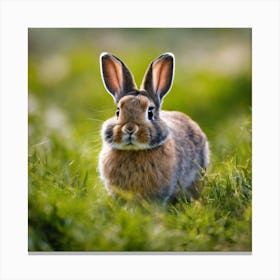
[1,0,279,280]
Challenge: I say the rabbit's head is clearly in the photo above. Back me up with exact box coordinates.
[100,53,174,150]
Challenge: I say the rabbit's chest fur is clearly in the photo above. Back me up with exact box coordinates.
[99,138,176,198]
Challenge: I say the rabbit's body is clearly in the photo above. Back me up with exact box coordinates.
[98,53,209,201]
[99,135,176,199]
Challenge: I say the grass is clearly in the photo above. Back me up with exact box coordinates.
[28,117,251,252]
[28,28,252,252]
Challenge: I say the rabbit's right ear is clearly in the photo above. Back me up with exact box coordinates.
[140,53,174,101]
[100,53,137,100]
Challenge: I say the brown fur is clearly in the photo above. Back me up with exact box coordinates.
[110,95,157,146]
[119,95,150,123]
[99,138,176,199]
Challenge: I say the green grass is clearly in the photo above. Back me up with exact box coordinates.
[28,28,252,251]
[28,118,251,252]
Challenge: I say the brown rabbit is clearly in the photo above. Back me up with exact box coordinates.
[98,52,209,202]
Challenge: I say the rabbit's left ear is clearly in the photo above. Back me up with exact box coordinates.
[100,53,137,100]
[141,53,174,100]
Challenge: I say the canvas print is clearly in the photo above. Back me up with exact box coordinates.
[28,28,252,252]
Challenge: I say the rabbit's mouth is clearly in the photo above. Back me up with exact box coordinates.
[126,134,136,144]
[111,135,150,151]
[123,135,139,148]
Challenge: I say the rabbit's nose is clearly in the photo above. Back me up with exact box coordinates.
[122,123,139,135]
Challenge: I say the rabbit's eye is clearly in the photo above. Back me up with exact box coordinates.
[116,108,120,118]
[148,107,155,120]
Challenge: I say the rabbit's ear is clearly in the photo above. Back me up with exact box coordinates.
[100,53,137,100]
[141,53,174,100]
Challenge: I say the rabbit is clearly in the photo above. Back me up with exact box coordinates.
[98,52,209,202]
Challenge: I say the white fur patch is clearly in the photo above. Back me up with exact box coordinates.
[111,141,151,151]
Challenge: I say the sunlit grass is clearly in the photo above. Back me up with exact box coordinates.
[28,110,251,251]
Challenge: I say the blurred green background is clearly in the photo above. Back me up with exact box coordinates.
[28,28,251,251]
